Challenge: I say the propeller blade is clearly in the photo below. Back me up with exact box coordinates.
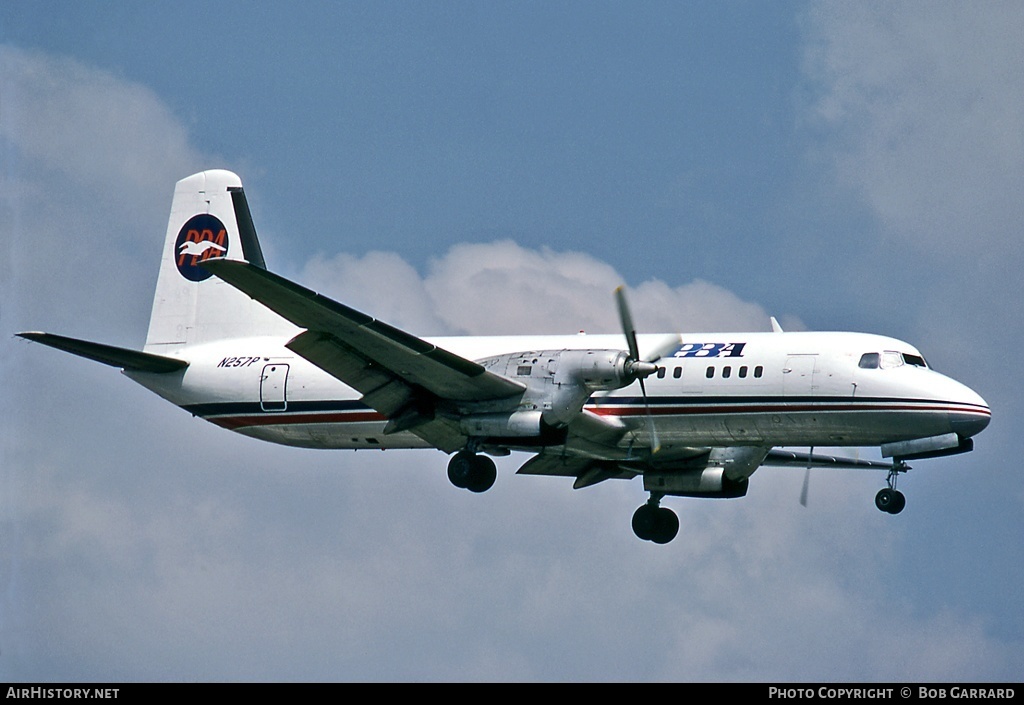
[615,286,660,454]
[644,334,683,364]
[639,376,661,454]
[615,286,641,362]
[800,446,814,507]
[616,288,681,369]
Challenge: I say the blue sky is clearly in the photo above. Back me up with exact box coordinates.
[2,2,1023,681]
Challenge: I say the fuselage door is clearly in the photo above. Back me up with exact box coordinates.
[260,363,289,412]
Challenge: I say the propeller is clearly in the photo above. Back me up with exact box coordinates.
[800,446,813,507]
[615,287,665,454]
[798,446,863,507]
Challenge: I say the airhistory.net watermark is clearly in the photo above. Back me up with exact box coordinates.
[6,689,118,699]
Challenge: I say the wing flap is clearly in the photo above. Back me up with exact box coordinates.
[516,453,636,490]
[517,453,591,478]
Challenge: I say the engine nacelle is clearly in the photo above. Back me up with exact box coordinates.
[475,348,644,429]
[643,467,749,499]
[459,410,544,438]
[553,349,635,391]
[545,349,636,426]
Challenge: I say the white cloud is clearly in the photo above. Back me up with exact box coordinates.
[803,3,1024,254]
[0,45,205,218]
[0,45,212,338]
[300,239,782,337]
[299,249,450,335]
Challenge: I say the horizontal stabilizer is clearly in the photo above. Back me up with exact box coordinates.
[17,332,188,373]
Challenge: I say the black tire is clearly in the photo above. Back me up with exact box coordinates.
[650,507,679,544]
[875,487,896,513]
[447,451,474,489]
[889,490,906,514]
[465,455,497,493]
[632,504,657,541]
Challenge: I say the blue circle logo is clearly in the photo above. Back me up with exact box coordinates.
[174,214,229,282]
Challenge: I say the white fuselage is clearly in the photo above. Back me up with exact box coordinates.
[126,330,991,454]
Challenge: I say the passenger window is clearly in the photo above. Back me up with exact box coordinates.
[673,367,682,379]
[739,366,748,378]
[657,367,666,379]
[858,353,880,369]
[754,366,763,378]
[706,366,714,379]
[722,366,731,379]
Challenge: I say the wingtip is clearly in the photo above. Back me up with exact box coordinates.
[16,331,46,341]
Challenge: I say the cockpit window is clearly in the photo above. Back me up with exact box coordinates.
[858,352,880,369]
[881,351,904,369]
[860,350,928,370]
[902,353,928,368]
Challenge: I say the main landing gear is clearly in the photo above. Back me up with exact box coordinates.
[632,494,679,544]
[447,450,497,493]
[875,461,909,515]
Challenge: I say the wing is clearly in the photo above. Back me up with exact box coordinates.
[202,259,525,452]
[517,444,893,494]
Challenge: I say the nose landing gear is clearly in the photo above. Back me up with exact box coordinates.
[875,461,909,514]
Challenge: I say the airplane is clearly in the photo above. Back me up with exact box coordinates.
[18,170,992,544]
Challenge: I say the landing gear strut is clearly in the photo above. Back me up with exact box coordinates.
[447,450,497,493]
[632,494,679,544]
[875,461,908,514]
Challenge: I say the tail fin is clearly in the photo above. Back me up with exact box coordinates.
[145,170,296,352]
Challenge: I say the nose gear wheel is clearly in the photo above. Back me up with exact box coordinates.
[875,461,909,514]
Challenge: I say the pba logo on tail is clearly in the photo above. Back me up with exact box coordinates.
[175,214,229,282]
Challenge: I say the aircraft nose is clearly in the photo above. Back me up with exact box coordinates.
[948,385,991,438]
[950,411,990,438]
